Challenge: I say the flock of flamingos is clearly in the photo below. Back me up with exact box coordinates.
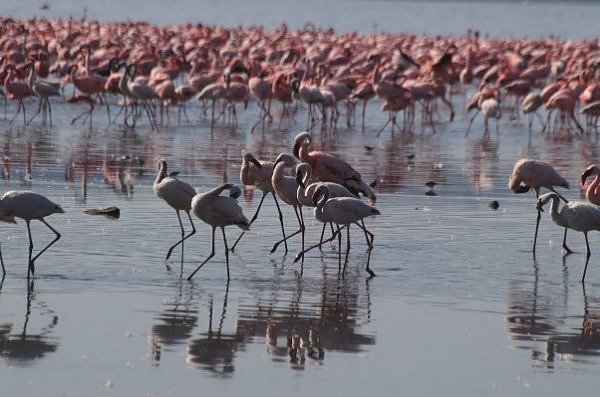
[1,17,600,282]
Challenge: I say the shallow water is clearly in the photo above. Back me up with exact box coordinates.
[2,1,600,396]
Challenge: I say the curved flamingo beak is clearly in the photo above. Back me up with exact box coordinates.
[581,167,594,186]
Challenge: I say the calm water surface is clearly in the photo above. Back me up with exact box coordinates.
[2,1,600,396]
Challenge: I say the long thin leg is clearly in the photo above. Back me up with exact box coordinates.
[272,193,288,254]
[533,207,541,254]
[293,224,348,263]
[365,248,375,278]
[222,227,230,281]
[356,220,374,249]
[561,227,572,255]
[318,222,327,249]
[270,205,302,254]
[26,220,34,277]
[342,225,350,275]
[165,210,196,261]
[582,232,591,283]
[231,191,268,252]
[296,206,305,262]
[337,225,342,272]
[465,109,480,136]
[30,219,61,266]
[0,242,5,277]
[187,226,216,280]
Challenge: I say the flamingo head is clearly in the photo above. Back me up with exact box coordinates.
[157,159,167,171]
[242,150,262,169]
[292,131,312,158]
[581,164,600,186]
[274,153,296,167]
[312,184,330,207]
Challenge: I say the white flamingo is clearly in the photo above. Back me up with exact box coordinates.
[0,191,64,278]
[308,185,380,277]
[294,162,373,262]
[187,183,250,281]
[231,150,287,252]
[270,153,304,257]
[537,192,600,282]
[153,160,196,266]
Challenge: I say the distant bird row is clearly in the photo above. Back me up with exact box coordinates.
[509,158,600,282]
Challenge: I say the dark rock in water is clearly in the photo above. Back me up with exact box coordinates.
[84,206,120,219]
[364,145,374,152]
[489,200,499,210]
[425,181,437,188]
[425,189,437,196]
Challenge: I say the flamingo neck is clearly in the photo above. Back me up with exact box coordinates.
[155,164,167,185]
[547,194,567,227]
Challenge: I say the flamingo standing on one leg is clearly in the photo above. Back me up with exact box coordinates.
[230,151,287,252]
[187,184,250,281]
[537,192,600,282]
[153,160,196,269]
[508,158,570,254]
[0,191,64,278]
[293,131,376,204]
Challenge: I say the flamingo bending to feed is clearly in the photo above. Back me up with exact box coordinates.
[153,160,196,267]
[537,192,600,282]
[187,184,249,281]
[0,191,64,278]
[508,158,570,254]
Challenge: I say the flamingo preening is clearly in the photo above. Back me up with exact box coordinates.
[508,158,570,254]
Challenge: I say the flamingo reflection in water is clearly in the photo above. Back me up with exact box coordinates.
[149,283,198,363]
[186,283,244,376]
[0,282,59,365]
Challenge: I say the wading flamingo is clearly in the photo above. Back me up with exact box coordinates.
[537,192,600,282]
[187,184,249,281]
[305,185,380,277]
[231,151,287,252]
[294,162,374,262]
[270,153,304,257]
[153,160,196,267]
[293,131,376,204]
[508,158,570,254]
[0,191,64,278]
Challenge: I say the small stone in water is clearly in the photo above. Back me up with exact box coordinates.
[489,200,499,210]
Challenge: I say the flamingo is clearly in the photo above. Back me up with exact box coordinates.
[508,158,570,254]
[0,191,64,278]
[307,184,380,277]
[26,62,61,126]
[1,64,34,125]
[187,184,250,281]
[479,98,501,134]
[294,162,374,262]
[270,153,304,257]
[230,151,287,252]
[581,165,600,206]
[153,160,196,266]
[536,192,600,282]
[293,131,376,204]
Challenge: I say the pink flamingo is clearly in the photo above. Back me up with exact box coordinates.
[508,158,570,254]
[293,132,376,204]
[187,183,249,281]
[1,64,34,125]
[581,165,600,206]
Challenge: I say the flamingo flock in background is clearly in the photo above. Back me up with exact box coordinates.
[0,17,598,133]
